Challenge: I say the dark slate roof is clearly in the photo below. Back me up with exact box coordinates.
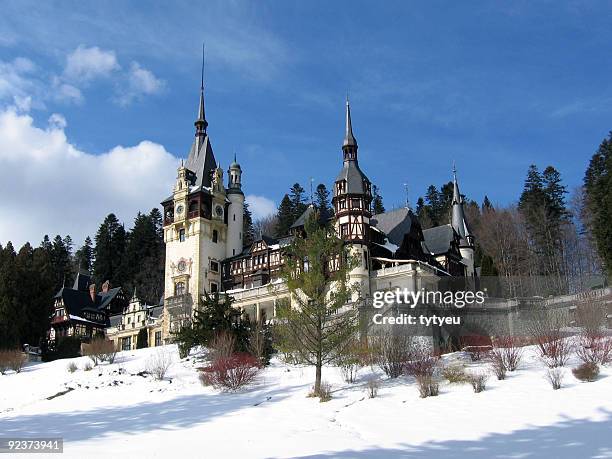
[371,208,419,246]
[148,305,164,318]
[422,224,455,255]
[97,287,122,310]
[73,271,91,291]
[291,205,315,229]
[184,134,217,189]
[109,314,122,327]
[335,161,370,195]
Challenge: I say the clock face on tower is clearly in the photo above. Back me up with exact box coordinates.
[176,204,184,215]
[177,260,186,272]
[215,205,223,217]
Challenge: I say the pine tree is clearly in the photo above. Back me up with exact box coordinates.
[315,184,333,223]
[0,242,20,348]
[243,201,255,246]
[276,211,359,395]
[584,133,612,276]
[93,214,127,287]
[136,328,148,349]
[275,194,294,237]
[74,236,94,273]
[482,195,493,212]
[50,235,73,291]
[289,183,308,221]
[372,185,385,214]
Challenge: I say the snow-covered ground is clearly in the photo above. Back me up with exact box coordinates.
[1,344,611,458]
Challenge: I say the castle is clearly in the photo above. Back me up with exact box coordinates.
[160,74,477,338]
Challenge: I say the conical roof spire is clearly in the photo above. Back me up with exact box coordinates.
[195,43,208,135]
[452,162,462,205]
[451,164,472,243]
[343,96,357,149]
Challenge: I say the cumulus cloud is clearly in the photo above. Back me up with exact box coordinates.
[114,62,165,106]
[245,194,276,220]
[0,108,178,248]
[0,57,38,106]
[63,45,120,82]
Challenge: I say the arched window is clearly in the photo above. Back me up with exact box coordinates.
[174,281,186,296]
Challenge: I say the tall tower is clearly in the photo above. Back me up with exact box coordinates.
[332,98,373,298]
[226,154,244,258]
[161,56,230,334]
[451,165,476,278]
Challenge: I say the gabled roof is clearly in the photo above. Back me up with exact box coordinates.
[184,134,217,189]
[371,207,420,246]
[422,224,455,255]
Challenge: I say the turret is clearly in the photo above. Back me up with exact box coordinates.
[226,154,245,258]
[451,164,476,277]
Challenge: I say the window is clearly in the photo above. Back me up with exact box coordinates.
[233,213,236,221]
[127,317,131,324]
[175,281,186,296]
[212,229,218,243]
[155,331,162,347]
[179,229,185,242]
[210,282,218,293]
[210,260,219,272]
[363,251,369,269]
[341,224,349,238]
[122,336,131,351]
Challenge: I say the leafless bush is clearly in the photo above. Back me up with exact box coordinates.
[576,302,607,341]
[404,343,439,379]
[0,350,26,373]
[463,345,492,362]
[209,332,236,362]
[84,338,117,366]
[318,381,332,402]
[490,353,507,380]
[416,375,439,398]
[572,362,599,382]
[199,353,261,391]
[146,347,173,380]
[83,362,93,371]
[67,362,78,373]
[371,332,412,378]
[546,368,564,390]
[491,336,523,372]
[467,372,488,393]
[576,335,612,366]
[539,338,573,368]
[337,339,364,383]
[366,377,379,398]
[442,364,467,384]
[525,310,569,359]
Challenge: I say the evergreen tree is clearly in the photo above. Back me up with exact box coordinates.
[372,185,385,214]
[74,236,94,273]
[50,235,73,291]
[584,132,612,276]
[243,201,255,246]
[136,328,148,349]
[0,242,20,348]
[275,194,294,237]
[289,183,308,221]
[314,184,333,223]
[482,195,493,212]
[276,211,359,395]
[93,213,127,287]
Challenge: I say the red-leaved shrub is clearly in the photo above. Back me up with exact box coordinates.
[491,336,523,372]
[576,335,612,366]
[200,353,261,391]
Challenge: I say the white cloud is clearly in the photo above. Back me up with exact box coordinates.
[0,57,38,105]
[63,45,120,82]
[115,62,165,106]
[245,194,276,220]
[0,108,178,248]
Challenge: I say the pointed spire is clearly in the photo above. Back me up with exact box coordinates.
[343,96,357,149]
[451,164,472,243]
[195,43,208,135]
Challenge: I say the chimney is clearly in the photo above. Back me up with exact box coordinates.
[102,280,111,293]
[89,284,96,302]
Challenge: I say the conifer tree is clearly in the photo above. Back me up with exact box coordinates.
[289,183,308,221]
[74,236,94,273]
[315,184,333,223]
[243,201,255,246]
[372,185,385,214]
[93,213,127,287]
[275,194,294,237]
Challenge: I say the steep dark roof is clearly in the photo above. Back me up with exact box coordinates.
[422,224,455,255]
[371,208,419,246]
[184,135,217,189]
[73,271,91,291]
[335,161,370,195]
[148,305,164,318]
[291,205,315,229]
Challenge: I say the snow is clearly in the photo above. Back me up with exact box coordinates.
[1,345,611,458]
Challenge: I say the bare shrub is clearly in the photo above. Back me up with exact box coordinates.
[209,332,236,362]
[467,372,488,393]
[199,353,261,391]
[576,335,612,366]
[84,338,117,366]
[462,345,492,362]
[146,347,173,381]
[576,302,607,341]
[337,339,364,383]
[442,364,467,384]
[318,381,332,402]
[83,362,93,371]
[540,338,573,368]
[366,377,379,398]
[67,362,78,373]
[526,310,569,358]
[490,353,507,380]
[572,362,599,382]
[1,350,26,373]
[404,343,439,379]
[546,368,564,390]
[371,332,412,379]
[491,336,523,372]
[416,375,439,398]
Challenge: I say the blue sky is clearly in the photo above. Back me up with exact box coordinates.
[1,1,612,246]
